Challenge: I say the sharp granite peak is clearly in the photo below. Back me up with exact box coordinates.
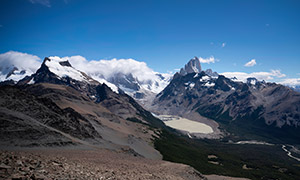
[179,56,202,75]
[179,56,218,77]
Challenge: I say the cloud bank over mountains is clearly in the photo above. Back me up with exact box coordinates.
[279,78,300,87]
[0,51,41,81]
[63,55,165,83]
[0,51,41,74]
[0,51,298,87]
[62,55,173,94]
[221,70,286,82]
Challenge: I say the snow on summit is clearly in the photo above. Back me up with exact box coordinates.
[46,56,89,82]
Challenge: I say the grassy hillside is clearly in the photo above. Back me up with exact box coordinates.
[154,130,300,180]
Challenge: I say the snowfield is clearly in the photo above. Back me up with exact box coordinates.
[157,115,213,134]
[47,56,87,82]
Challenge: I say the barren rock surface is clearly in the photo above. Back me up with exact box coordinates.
[0,149,207,180]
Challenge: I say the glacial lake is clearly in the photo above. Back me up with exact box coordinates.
[157,115,213,134]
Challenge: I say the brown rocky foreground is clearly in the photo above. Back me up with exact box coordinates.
[0,149,207,180]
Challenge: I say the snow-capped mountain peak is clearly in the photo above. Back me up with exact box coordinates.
[179,57,202,75]
[45,56,92,83]
[16,57,101,89]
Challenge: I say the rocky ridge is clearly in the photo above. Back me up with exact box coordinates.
[150,58,300,143]
[0,57,167,159]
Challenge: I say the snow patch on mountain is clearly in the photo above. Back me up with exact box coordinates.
[189,82,195,89]
[200,75,210,82]
[27,78,35,85]
[93,77,119,93]
[204,82,215,87]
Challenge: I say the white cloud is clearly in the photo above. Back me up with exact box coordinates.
[29,0,51,7]
[221,70,286,82]
[278,78,300,87]
[62,55,172,93]
[0,51,41,73]
[0,51,41,81]
[221,43,226,48]
[64,56,159,82]
[244,59,257,67]
[198,56,216,64]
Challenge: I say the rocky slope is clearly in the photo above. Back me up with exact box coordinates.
[150,57,300,143]
[0,150,207,180]
[0,56,168,159]
[0,85,101,147]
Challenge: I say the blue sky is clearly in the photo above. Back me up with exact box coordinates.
[0,0,299,84]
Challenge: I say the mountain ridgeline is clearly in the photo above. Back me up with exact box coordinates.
[0,57,167,159]
[1,56,299,145]
[1,56,300,179]
[151,57,300,144]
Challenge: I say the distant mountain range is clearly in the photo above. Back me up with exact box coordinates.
[150,58,300,144]
[291,86,300,93]
[0,55,172,106]
[1,56,300,144]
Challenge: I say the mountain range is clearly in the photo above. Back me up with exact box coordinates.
[1,56,168,160]
[1,55,299,144]
[1,55,300,179]
[150,58,300,143]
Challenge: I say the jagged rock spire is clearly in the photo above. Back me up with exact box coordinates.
[179,57,202,75]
